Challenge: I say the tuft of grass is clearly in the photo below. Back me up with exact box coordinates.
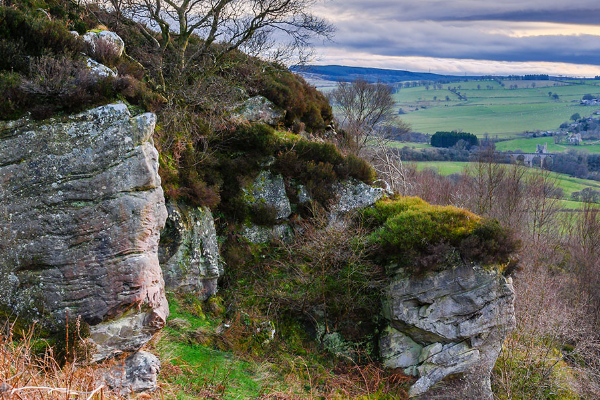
[0,321,119,399]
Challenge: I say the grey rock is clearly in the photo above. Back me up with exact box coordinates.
[243,224,292,244]
[334,179,384,214]
[243,171,292,219]
[381,264,515,398]
[99,351,160,396]
[159,202,223,300]
[232,96,285,125]
[83,30,125,58]
[380,326,423,369]
[0,103,168,361]
[86,57,116,78]
[297,185,312,204]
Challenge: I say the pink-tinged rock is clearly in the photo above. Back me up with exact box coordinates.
[0,103,168,360]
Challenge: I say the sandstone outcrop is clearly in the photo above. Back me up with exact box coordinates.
[381,264,515,399]
[0,103,168,360]
[159,202,223,299]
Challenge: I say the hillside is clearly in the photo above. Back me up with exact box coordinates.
[291,64,476,85]
[2,1,600,400]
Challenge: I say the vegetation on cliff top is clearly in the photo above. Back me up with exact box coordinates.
[362,196,519,275]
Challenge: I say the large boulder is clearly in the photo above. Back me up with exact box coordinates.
[159,202,223,299]
[98,351,160,396]
[83,30,125,58]
[332,179,384,215]
[232,96,285,125]
[243,171,292,220]
[0,103,168,361]
[381,264,515,398]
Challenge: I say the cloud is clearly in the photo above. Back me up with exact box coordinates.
[310,0,600,74]
[311,50,600,77]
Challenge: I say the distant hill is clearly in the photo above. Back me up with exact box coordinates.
[291,65,478,84]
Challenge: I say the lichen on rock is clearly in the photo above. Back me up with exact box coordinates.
[83,30,125,58]
[0,103,168,360]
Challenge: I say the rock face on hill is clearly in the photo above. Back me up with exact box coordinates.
[159,202,223,299]
[0,103,168,360]
[380,264,515,399]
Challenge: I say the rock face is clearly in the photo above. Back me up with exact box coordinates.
[0,103,168,361]
[159,202,223,299]
[381,264,515,399]
[233,96,285,125]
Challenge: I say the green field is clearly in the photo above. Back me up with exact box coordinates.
[495,136,600,154]
[393,80,600,138]
[413,161,600,202]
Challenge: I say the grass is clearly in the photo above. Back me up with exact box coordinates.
[156,295,271,399]
[412,161,471,175]
[156,292,412,399]
[391,80,600,138]
[400,102,581,139]
[388,141,431,149]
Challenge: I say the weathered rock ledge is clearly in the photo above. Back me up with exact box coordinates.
[0,103,168,361]
[381,264,515,399]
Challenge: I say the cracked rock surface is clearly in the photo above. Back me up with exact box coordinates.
[0,103,168,360]
[380,264,515,398]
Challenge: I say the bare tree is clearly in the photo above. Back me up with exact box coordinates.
[329,78,408,155]
[123,0,333,70]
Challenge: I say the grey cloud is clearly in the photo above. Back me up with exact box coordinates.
[320,0,600,23]
[315,3,600,66]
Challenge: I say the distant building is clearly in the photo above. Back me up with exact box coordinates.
[567,133,582,145]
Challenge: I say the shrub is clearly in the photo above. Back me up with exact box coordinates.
[302,161,338,205]
[292,140,344,165]
[228,123,280,155]
[249,203,279,226]
[0,7,83,65]
[85,37,121,68]
[339,154,376,184]
[257,67,332,132]
[362,197,519,274]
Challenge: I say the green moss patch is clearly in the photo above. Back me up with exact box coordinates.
[362,197,519,275]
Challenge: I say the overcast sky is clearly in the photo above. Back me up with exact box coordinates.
[311,0,600,76]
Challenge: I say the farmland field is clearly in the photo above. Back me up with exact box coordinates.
[392,80,600,138]
[495,136,600,154]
